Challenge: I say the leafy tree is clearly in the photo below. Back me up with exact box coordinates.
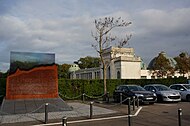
[0,72,3,78]
[92,17,132,94]
[57,64,71,79]
[150,52,174,78]
[77,56,100,69]
[174,52,190,76]
[0,71,8,78]
[10,61,41,74]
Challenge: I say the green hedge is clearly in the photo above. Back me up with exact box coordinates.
[58,78,188,98]
[58,79,105,98]
[0,77,187,100]
[0,78,6,95]
[0,78,6,102]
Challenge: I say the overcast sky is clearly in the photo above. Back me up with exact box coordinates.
[0,0,190,72]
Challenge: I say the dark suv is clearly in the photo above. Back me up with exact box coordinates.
[113,85,157,104]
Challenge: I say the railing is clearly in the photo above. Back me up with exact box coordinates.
[59,92,109,103]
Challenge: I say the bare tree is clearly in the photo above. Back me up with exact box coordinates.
[92,17,132,95]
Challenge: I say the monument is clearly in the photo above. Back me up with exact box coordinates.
[1,52,72,114]
[6,51,58,99]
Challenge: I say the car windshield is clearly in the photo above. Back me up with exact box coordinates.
[128,85,146,91]
[183,84,190,90]
[155,85,170,91]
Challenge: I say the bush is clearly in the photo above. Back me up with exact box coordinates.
[0,78,6,95]
[58,78,187,98]
[0,77,187,100]
[0,78,6,102]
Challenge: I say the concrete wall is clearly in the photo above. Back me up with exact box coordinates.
[121,61,141,79]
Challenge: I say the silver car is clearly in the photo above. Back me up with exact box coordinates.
[169,84,190,101]
[144,84,181,102]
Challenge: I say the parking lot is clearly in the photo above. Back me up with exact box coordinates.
[132,102,190,126]
[1,101,190,126]
[66,102,190,126]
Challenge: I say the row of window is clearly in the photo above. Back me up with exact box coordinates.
[76,71,101,79]
[141,76,190,79]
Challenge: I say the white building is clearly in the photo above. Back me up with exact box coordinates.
[69,47,190,79]
[70,47,142,79]
[104,47,141,79]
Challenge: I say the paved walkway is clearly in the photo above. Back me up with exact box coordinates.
[0,102,116,124]
[1,98,72,114]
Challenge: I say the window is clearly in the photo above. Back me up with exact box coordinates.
[95,71,100,79]
[149,86,156,92]
[144,86,149,91]
[170,85,176,90]
[118,86,128,92]
[76,74,80,79]
[176,85,185,91]
[141,76,147,79]
[151,76,155,79]
[81,72,92,79]
[117,71,121,79]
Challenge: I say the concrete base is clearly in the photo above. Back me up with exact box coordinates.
[0,97,72,114]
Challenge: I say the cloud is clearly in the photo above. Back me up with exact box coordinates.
[0,0,190,72]
[0,62,9,72]
[0,14,96,70]
[130,8,190,64]
[136,8,190,36]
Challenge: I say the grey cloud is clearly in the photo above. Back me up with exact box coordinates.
[136,8,190,36]
[130,8,190,64]
[0,0,190,72]
[0,14,96,69]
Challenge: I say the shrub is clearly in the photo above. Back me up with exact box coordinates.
[58,78,187,98]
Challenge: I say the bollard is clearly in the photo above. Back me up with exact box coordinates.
[120,93,123,104]
[178,108,182,126]
[62,117,67,126]
[128,97,131,115]
[128,115,131,126]
[45,103,49,124]
[107,92,110,103]
[90,102,93,119]
[133,96,136,111]
[128,97,131,126]
[82,93,85,102]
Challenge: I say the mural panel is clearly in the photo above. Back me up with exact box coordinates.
[6,52,58,100]
[10,51,55,74]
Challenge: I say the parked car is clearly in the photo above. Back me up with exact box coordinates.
[169,84,190,101]
[113,85,157,104]
[144,84,181,102]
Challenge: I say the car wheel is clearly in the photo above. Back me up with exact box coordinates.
[186,95,190,102]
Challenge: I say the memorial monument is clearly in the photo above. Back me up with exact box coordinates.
[1,52,71,114]
[6,51,58,99]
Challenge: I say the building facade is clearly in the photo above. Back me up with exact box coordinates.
[69,47,190,80]
[69,47,142,79]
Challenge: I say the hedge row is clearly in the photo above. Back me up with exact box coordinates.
[0,78,188,99]
[0,78,6,94]
[58,78,188,98]
[0,78,6,102]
